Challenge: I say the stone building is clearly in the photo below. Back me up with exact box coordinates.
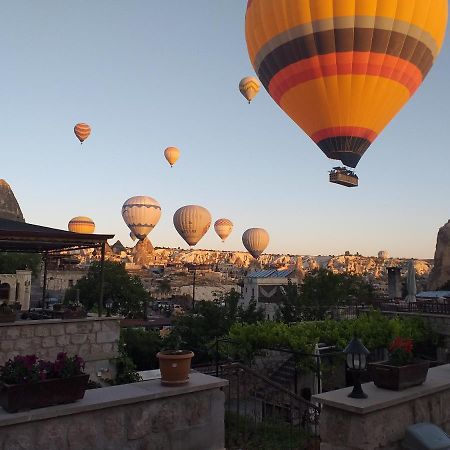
[0,270,32,309]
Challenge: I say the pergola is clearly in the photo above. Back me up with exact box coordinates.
[0,218,114,316]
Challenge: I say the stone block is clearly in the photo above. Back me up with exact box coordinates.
[15,338,33,352]
[34,325,51,337]
[1,340,14,352]
[50,324,65,336]
[102,343,113,354]
[92,321,102,332]
[42,336,57,348]
[3,428,35,450]
[90,344,103,357]
[74,322,93,334]
[127,405,152,440]
[6,327,20,339]
[102,410,126,441]
[65,323,79,334]
[67,417,99,450]
[97,331,118,344]
[71,334,87,345]
[36,422,68,450]
[101,320,119,332]
[21,327,35,338]
[57,334,71,346]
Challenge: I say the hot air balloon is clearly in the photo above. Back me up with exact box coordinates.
[214,219,233,242]
[164,147,180,167]
[130,232,137,242]
[74,123,91,144]
[68,216,95,234]
[122,196,161,241]
[239,76,260,103]
[173,205,211,247]
[245,0,448,186]
[242,228,269,259]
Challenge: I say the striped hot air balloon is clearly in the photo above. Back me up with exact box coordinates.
[173,205,211,247]
[245,0,447,174]
[242,228,269,259]
[68,216,95,234]
[239,76,260,103]
[74,123,91,144]
[214,218,233,242]
[122,196,161,241]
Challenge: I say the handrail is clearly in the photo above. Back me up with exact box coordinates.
[219,361,320,412]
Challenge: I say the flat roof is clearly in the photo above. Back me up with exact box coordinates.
[0,218,114,253]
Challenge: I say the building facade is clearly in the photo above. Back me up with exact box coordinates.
[0,270,32,310]
[241,269,298,319]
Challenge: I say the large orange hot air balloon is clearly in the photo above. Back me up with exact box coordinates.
[68,216,95,234]
[246,0,447,184]
[74,123,91,144]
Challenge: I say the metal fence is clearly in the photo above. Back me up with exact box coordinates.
[219,362,320,450]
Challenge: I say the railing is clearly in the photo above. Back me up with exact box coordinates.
[219,362,320,450]
[374,301,450,315]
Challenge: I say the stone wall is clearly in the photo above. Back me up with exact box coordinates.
[314,364,450,450]
[0,373,227,450]
[0,317,120,381]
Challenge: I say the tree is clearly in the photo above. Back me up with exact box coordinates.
[65,261,148,318]
[277,269,375,322]
[156,278,172,298]
[0,253,41,276]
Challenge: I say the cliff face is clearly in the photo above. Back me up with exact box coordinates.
[132,238,155,266]
[0,179,24,222]
[428,220,450,290]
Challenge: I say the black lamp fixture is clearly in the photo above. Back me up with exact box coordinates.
[343,336,370,399]
[105,298,113,317]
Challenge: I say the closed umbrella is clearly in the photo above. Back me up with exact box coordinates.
[405,260,417,303]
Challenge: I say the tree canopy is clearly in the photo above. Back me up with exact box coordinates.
[0,253,41,276]
[65,261,148,318]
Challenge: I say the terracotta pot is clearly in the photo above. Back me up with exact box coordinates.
[369,359,429,390]
[0,374,89,413]
[157,350,194,386]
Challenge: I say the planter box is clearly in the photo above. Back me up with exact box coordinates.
[0,312,16,323]
[369,360,430,390]
[62,310,87,320]
[0,374,89,413]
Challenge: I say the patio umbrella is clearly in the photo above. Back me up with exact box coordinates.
[405,259,417,303]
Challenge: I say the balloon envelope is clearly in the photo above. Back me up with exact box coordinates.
[173,205,211,247]
[164,147,180,167]
[130,232,137,241]
[68,216,95,234]
[245,0,447,168]
[239,76,260,103]
[214,218,233,242]
[242,228,269,259]
[74,123,91,143]
[122,196,161,241]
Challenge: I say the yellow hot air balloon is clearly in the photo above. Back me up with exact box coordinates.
[74,123,91,144]
[122,196,161,241]
[68,216,95,234]
[242,228,269,259]
[173,205,211,247]
[239,76,260,103]
[164,147,180,167]
[245,0,447,185]
[214,218,233,242]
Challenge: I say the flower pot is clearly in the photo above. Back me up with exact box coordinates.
[369,359,430,390]
[157,350,194,386]
[62,309,87,319]
[0,374,89,413]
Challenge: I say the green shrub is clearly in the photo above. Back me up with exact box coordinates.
[121,328,162,371]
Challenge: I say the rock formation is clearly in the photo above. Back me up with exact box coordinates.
[428,220,450,290]
[0,179,25,222]
[132,238,155,266]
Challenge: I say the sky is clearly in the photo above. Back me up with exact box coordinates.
[1,1,449,259]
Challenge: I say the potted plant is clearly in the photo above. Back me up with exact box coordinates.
[0,302,16,323]
[156,330,194,386]
[369,337,429,390]
[0,352,89,412]
[62,302,87,319]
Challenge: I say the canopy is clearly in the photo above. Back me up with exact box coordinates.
[0,218,113,253]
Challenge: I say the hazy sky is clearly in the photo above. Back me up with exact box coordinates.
[1,1,449,259]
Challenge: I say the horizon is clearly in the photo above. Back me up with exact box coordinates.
[2,1,449,260]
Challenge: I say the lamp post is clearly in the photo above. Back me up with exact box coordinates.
[105,298,113,317]
[343,336,370,399]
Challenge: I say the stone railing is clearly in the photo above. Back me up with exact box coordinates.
[0,317,120,381]
[0,372,227,450]
[313,364,450,450]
